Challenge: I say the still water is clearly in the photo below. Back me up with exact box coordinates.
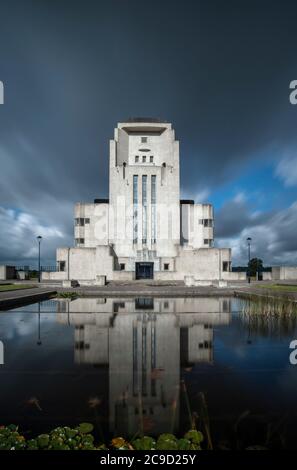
[0,296,297,449]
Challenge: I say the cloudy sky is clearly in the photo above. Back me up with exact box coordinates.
[1,0,297,267]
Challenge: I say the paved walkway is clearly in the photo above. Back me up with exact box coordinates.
[0,287,57,310]
[1,280,297,309]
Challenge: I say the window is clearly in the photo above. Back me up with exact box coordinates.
[75,217,85,226]
[150,156,153,163]
[85,218,90,224]
[75,238,84,245]
[200,219,213,227]
[199,341,212,349]
[164,263,169,270]
[142,175,147,245]
[120,263,125,271]
[142,155,146,163]
[59,261,66,272]
[141,137,147,143]
[223,261,230,272]
[133,175,138,243]
[204,239,213,246]
[151,175,156,244]
[164,301,169,308]
[135,155,139,163]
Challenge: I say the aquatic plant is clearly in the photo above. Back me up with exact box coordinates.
[237,293,297,337]
[57,292,78,300]
[0,424,204,451]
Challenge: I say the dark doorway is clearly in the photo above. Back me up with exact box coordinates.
[135,262,154,280]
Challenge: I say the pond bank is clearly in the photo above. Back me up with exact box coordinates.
[0,287,57,310]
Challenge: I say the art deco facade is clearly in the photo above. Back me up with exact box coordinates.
[45,119,237,284]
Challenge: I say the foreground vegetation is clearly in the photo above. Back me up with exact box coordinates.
[258,283,297,292]
[57,292,79,300]
[0,424,203,451]
[238,292,297,315]
[0,284,35,292]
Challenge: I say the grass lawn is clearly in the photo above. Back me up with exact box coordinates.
[258,284,297,292]
[0,284,36,292]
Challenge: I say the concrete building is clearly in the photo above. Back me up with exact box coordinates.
[0,265,16,281]
[44,118,240,285]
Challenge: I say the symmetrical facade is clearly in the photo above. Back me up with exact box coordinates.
[45,119,236,284]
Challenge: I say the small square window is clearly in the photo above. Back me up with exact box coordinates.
[204,239,209,245]
[150,156,153,162]
[141,137,147,143]
[142,156,146,163]
[164,263,169,270]
[120,263,125,271]
[135,155,139,162]
[75,218,85,226]
[85,218,90,224]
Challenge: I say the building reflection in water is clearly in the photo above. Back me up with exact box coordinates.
[57,297,231,436]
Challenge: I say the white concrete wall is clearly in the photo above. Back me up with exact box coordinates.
[181,203,214,249]
[262,272,272,281]
[0,265,6,280]
[0,265,15,280]
[176,247,231,280]
[109,121,180,258]
[221,271,246,281]
[272,266,297,280]
[75,202,109,247]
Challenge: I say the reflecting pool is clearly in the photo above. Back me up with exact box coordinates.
[0,296,297,449]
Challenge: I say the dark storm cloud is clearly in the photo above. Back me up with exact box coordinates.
[0,0,297,263]
[216,196,297,265]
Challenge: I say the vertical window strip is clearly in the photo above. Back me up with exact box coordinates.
[151,175,156,244]
[142,175,147,244]
[133,175,138,244]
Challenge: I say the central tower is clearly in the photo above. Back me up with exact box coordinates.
[108,119,180,277]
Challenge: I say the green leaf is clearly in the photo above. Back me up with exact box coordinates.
[184,430,204,444]
[37,434,50,449]
[77,422,94,434]
[177,438,191,450]
[132,436,156,450]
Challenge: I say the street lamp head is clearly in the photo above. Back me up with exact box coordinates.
[37,235,42,241]
[247,237,252,242]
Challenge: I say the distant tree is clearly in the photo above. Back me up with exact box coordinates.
[248,258,263,277]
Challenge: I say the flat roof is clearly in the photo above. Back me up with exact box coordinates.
[180,199,194,205]
[123,117,167,123]
[94,198,109,204]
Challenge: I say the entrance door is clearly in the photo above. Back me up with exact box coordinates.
[135,262,154,280]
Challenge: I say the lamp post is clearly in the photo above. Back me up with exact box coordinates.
[37,236,42,283]
[247,237,252,284]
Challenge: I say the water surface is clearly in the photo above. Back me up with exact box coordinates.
[0,296,296,449]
